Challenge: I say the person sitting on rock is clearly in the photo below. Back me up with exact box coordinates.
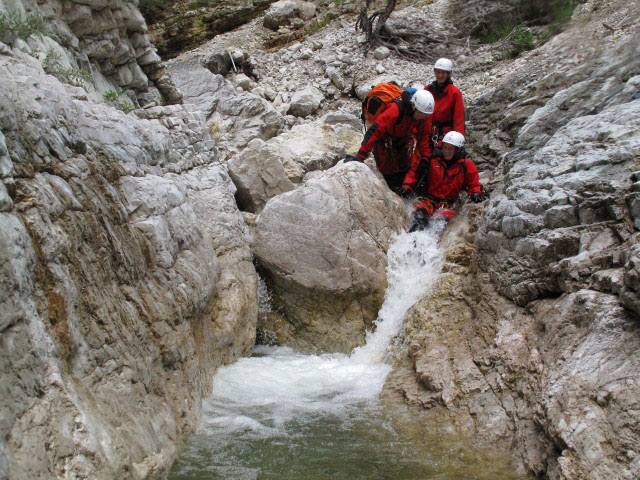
[344,89,435,193]
[425,58,465,149]
[397,131,486,231]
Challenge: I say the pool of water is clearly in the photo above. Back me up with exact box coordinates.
[167,221,526,480]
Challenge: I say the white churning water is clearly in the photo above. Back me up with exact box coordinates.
[208,219,446,428]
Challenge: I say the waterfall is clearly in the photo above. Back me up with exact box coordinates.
[207,219,446,424]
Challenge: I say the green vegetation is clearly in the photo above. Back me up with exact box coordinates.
[42,48,92,87]
[187,0,209,10]
[103,90,125,102]
[509,25,535,57]
[478,21,535,58]
[547,0,575,35]
[307,17,332,36]
[139,0,167,17]
[479,24,513,44]
[103,90,136,113]
[0,10,50,44]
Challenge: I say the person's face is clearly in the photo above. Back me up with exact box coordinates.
[414,110,429,121]
[434,68,449,84]
[442,142,456,160]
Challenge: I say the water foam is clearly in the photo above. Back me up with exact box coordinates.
[202,219,446,437]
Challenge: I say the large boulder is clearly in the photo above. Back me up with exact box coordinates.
[253,161,407,353]
[227,117,362,212]
[287,86,324,118]
[262,0,316,30]
[269,119,362,182]
[228,138,296,213]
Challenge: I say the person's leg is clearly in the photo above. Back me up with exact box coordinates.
[383,172,407,192]
[409,198,436,232]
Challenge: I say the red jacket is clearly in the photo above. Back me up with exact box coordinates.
[402,149,482,200]
[357,101,432,175]
[425,81,465,137]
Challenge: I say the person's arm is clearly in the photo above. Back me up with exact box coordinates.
[453,88,465,135]
[464,158,482,195]
[355,103,399,159]
[401,117,433,190]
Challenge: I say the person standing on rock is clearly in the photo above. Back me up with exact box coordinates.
[398,131,485,231]
[344,89,435,193]
[425,58,465,149]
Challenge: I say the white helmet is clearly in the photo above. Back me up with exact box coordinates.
[434,58,453,72]
[442,131,464,148]
[410,90,435,114]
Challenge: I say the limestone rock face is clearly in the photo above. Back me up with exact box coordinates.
[166,56,286,151]
[146,0,274,59]
[253,161,407,353]
[477,72,640,306]
[394,202,640,480]
[1,0,181,107]
[0,51,256,479]
[394,23,640,480]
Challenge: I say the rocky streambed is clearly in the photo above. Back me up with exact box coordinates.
[1,0,639,478]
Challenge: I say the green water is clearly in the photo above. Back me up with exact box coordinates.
[167,397,525,480]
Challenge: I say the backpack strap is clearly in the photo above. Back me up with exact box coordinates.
[392,98,413,126]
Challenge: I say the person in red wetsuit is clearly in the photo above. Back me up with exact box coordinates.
[399,131,485,231]
[345,90,435,193]
[425,58,465,149]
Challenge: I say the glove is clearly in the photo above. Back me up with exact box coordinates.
[344,154,363,163]
[470,192,486,203]
[415,158,429,179]
[396,187,412,198]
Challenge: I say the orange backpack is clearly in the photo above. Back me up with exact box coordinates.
[361,82,403,125]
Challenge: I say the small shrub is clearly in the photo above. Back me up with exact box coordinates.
[0,10,50,44]
[187,0,209,10]
[57,67,92,85]
[479,23,513,44]
[509,25,534,57]
[117,100,136,114]
[103,90,126,102]
[103,90,136,113]
[42,48,92,87]
[307,17,331,36]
